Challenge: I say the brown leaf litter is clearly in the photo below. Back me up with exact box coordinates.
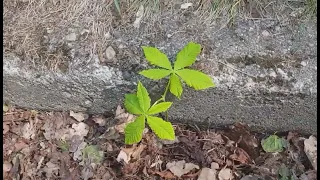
[3,105,317,180]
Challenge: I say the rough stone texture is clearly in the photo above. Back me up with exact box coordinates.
[3,15,317,134]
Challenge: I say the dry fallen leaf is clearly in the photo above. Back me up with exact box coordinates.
[21,121,36,140]
[70,111,88,122]
[160,136,180,145]
[73,141,87,161]
[131,144,146,160]
[304,135,317,170]
[211,162,219,170]
[151,170,176,179]
[223,123,259,160]
[14,140,29,152]
[3,161,12,172]
[114,105,135,133]
[42,161,60,178]
[198,168,217,180]
[166,160,200,178]
[229,147,251,164]
[3,122,10,134]
[81,166,94,180]
[92,115,106,126]
[116,144,146,164]
[218,168,234,180]
[117,150,131,164]
[71,122,89,138]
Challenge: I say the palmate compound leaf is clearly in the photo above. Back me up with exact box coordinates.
[169,73,183,99]
[124,94,143,115]
[142,46,173,70]
[174,42,201,70]
[139,69,171,80]
[176,69,215,90]
[125,115,145,144]
[147,102,172,115]
[147,116,175,140]
[137,81,151,112]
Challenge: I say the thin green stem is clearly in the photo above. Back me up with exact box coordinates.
[149,78,171,121]
[162,78,171,102]
[150,78,171,108]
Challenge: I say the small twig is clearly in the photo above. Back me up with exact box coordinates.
[217,61,257,79]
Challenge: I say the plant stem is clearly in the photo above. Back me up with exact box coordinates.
[150,79,171,121]
[162,79,171,121]
[162,78,171,102]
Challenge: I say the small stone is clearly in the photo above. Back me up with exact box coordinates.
[262,30,270,37]
[277,68,288,79]
[301,61,307,66]
[80,29,90,35]
[167,34,173,38]
[118,44,125,49]
[275,26,281,31]
[65,33,77,41]
[85,100,91,105]
[104,32,112,39]
[105,46,116,60]
[269,71,277,78]
[46,28,53,34]
[181,3,193,9]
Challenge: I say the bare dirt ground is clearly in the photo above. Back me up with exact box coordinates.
[3,106,317,180]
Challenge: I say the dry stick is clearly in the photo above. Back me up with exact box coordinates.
[217,61,257,79]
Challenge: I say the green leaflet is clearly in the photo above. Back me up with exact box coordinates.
[147,116,175,140]
[124,94,143,114]
[176,69,215,90]
[142,46,173,70]
[125,115,146,144]
[169,74,183,98]
[137,81,151,112]
[261,135,287,153]
[148,102,172,115]
[139,69,171,80]
[174,42,201,70]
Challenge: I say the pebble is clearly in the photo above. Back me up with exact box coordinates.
[262,30,270,37]
[269,71,277,78]
[65,33,77,41]
[118,44,126,49]
[277,68,288,79]
[105,46,116,60]
[104,32,112,39]
[301,61,307,66]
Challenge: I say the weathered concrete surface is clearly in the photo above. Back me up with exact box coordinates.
[3,17,317,134]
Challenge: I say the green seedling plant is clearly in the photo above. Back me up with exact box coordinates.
[124,42,215,144]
